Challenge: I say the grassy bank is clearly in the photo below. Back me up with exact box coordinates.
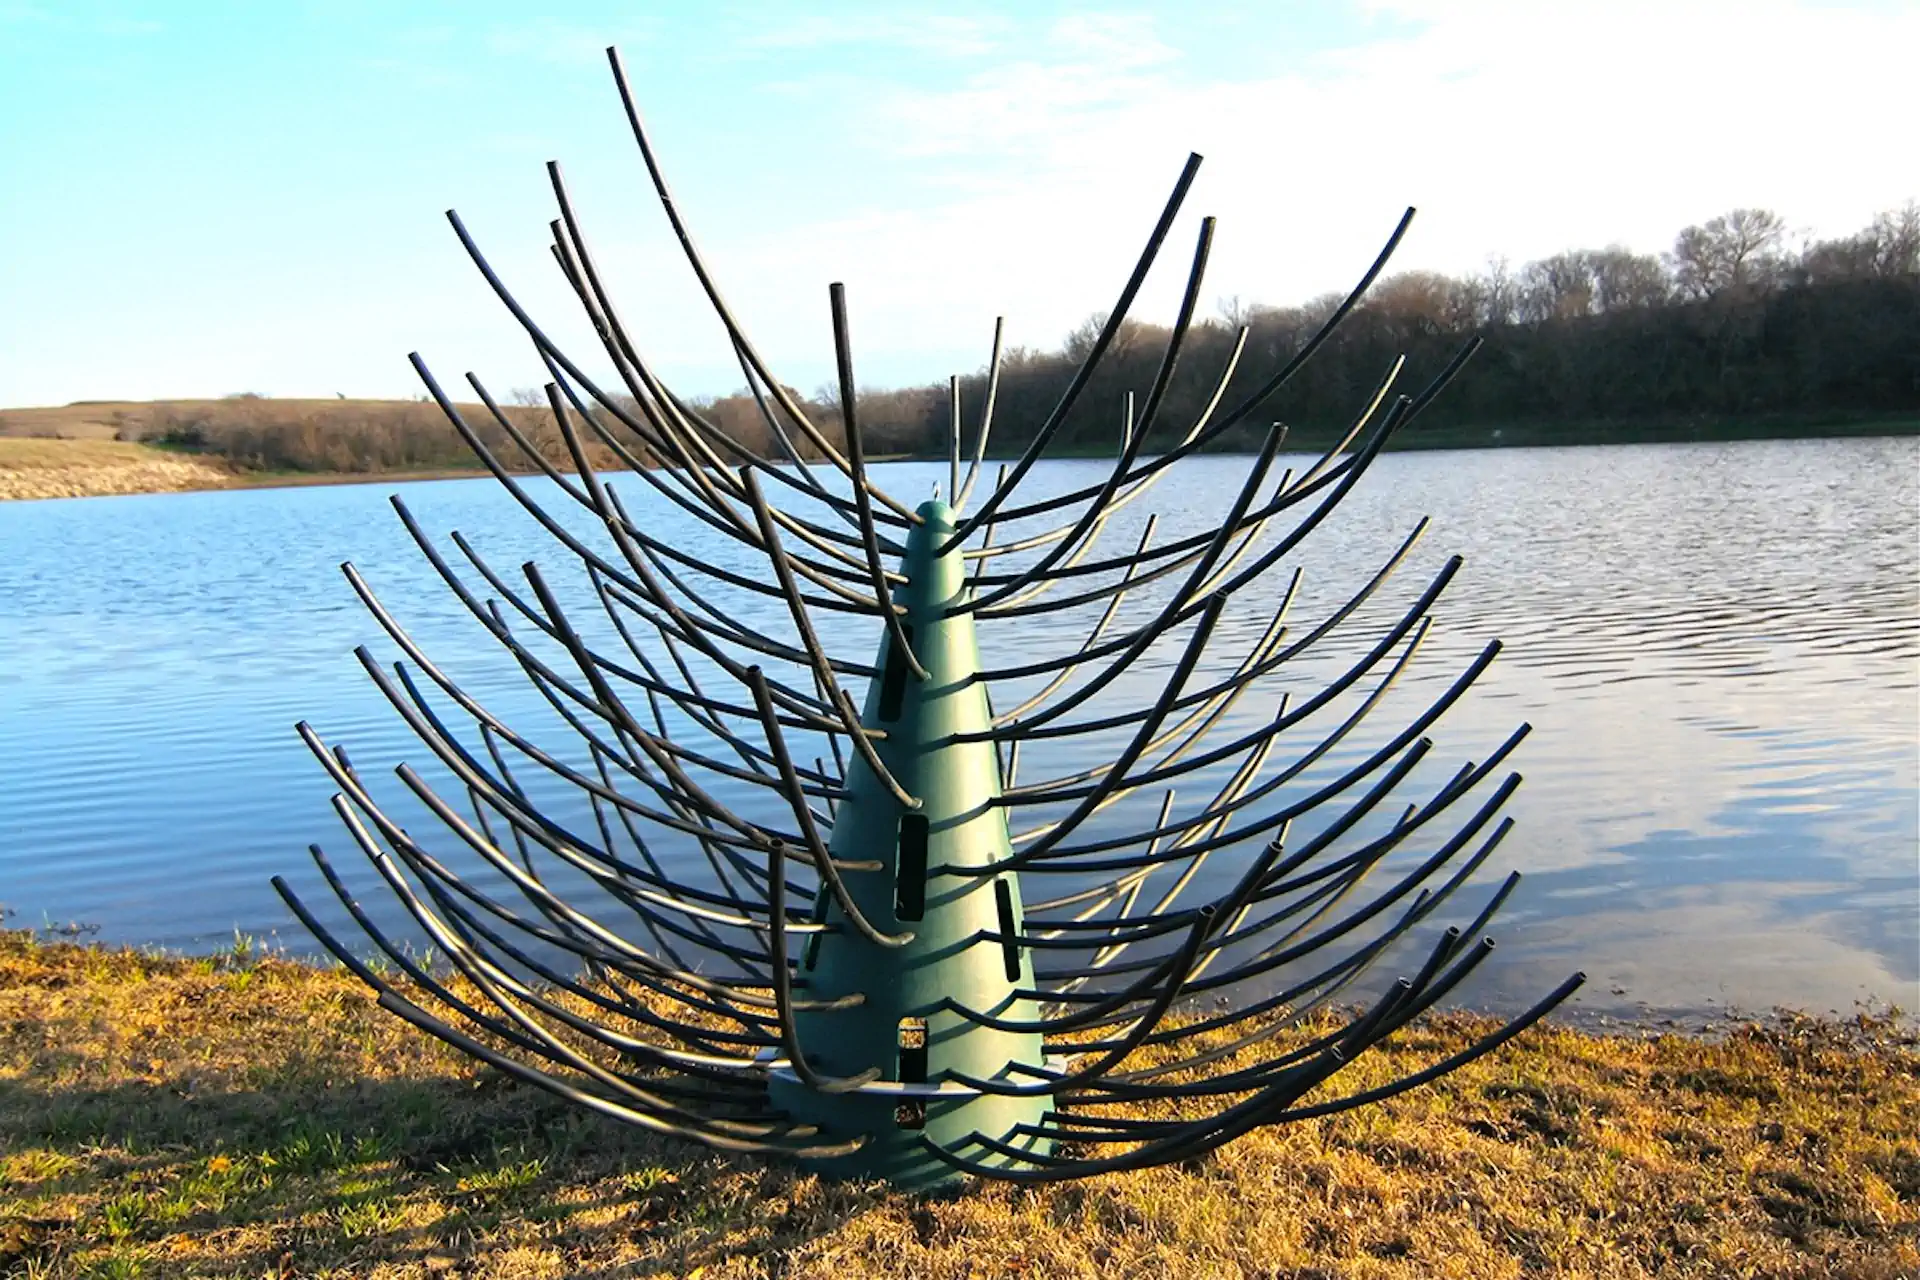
[0,440,237,502]
[1,931,1914,1279]
[0,397,599,502]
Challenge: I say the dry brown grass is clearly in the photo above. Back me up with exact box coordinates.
[0,439,236,502]
[1,929,1914,1279]
[0,397,630,490]
[0,400,453,446]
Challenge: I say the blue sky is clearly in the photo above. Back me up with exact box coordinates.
[3,0,1915,407]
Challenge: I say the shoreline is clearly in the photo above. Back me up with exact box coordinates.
[3,418,1915,503]
[24,903,1914,1044]
[25,918,1909,1045]
[2,929,1914,1277]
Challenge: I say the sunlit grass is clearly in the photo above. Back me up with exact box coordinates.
[0,438,234,501]
[0,928,1913,1278]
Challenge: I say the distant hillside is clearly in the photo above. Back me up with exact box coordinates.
[0,387,881,481]
[0,396,591,476]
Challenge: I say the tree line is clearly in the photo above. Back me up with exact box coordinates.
[120,202,1917,477]
[699,201,1920,458]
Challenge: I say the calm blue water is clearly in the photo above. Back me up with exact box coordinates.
[2,440,1915,1025]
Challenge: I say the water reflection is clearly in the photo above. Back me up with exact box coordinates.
[0,437,1914,1025]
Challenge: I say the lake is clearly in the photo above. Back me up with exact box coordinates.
[2,438,1915,1028]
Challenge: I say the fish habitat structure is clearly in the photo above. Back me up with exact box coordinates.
[274,47,1584,1191]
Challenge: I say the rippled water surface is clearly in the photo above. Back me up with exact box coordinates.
[2,439,1915,1025]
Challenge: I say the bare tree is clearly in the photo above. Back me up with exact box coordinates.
[1588,247,1671,311]
[1801,202,1920,282]
[1366,270,1473,333]
[1062,311,1153,364]
[1872,202,1920,276]
[1669,208,1787,298]
[1466,255,1520,327]
[1217,294,1254,329]
[1518,252,1598,322]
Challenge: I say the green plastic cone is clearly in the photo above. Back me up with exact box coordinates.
[767,499,1053,1189]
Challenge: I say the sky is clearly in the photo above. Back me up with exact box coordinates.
[2,0,1916,408]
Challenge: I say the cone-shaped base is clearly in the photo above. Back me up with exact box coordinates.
[767,501,1053,1189]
